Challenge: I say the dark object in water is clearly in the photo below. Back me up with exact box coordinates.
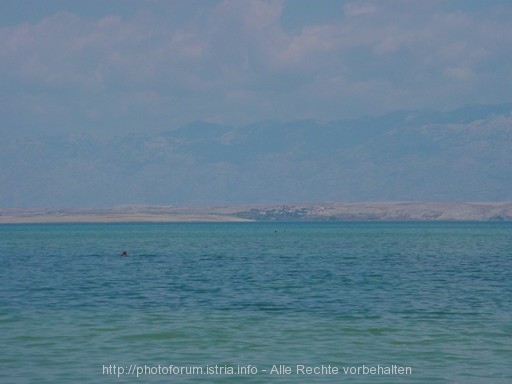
[120,251,128,256]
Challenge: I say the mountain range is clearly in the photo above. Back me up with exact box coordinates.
[1,103,511,208]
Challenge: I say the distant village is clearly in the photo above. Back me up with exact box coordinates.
[236,205,331,221]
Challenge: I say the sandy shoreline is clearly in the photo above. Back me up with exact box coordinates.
[2,202,512,223]
[0,210,251,224]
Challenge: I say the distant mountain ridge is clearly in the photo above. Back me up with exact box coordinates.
[1,103,511,208]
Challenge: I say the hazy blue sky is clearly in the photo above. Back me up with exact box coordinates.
[1,0,511,136]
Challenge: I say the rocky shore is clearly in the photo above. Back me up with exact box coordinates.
[1,202,512,223]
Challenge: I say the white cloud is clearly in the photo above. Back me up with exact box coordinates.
[343,2,376,17]
[0,0,511,134]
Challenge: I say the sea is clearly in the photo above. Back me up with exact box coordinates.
[0,221,511,383]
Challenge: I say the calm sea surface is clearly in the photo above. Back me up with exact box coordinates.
[1,222,511,383]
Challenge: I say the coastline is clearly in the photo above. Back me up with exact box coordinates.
[1,202,512,223]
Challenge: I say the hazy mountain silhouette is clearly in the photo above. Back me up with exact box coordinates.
[2,103,511,208]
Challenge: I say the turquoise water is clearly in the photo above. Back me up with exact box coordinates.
[1,222,511,383]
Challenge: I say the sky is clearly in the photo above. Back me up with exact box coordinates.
[1,0,512,136]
